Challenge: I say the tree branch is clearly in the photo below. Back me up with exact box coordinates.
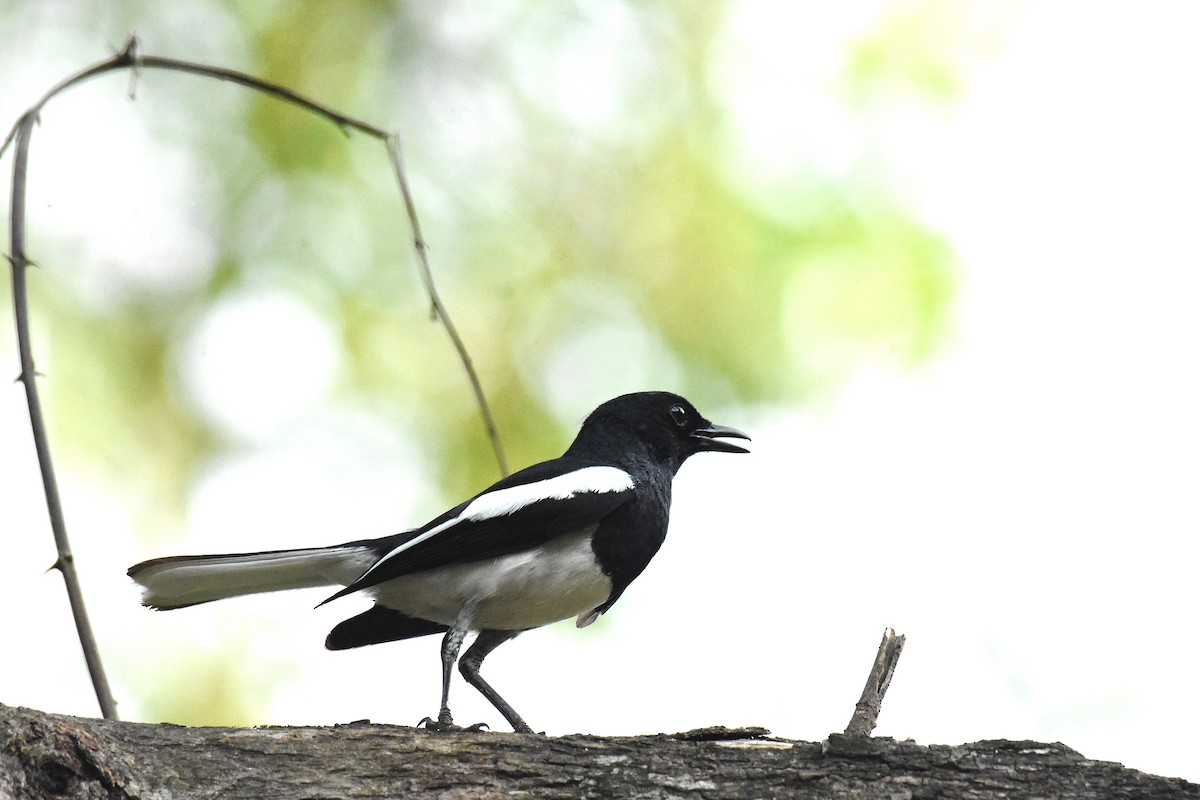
[2,704,1195,800]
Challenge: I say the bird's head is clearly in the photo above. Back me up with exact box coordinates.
[569,391,750,473]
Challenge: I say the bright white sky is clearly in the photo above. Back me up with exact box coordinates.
[3,1,1199,785]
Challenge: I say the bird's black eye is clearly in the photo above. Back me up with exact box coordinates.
[669,404,688,427]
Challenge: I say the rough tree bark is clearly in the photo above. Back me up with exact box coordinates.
[2,704,1195,799]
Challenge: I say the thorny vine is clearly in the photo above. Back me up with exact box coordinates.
[3,35,508,720]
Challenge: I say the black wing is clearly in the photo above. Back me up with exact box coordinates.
[325,605,448,650]
[323,457,634,603]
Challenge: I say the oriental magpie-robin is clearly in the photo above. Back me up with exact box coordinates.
[128,391,749,733]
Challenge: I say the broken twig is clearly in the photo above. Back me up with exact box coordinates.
[844,627,906,736]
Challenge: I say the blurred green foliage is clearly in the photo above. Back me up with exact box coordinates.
[3,0,985,723]
[0,0,969,537]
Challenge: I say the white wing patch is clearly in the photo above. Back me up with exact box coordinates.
[360,466,634,581]
[460,466,634,521]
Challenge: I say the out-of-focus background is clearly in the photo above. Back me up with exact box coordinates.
[3,0,1197,783]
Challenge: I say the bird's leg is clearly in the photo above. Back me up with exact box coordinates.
[418,624,467,731]
[437,624,466,727]
[459,629,536,734]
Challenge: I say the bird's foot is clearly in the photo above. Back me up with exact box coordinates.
[417,712,489,733]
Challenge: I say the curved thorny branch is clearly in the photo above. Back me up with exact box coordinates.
[3,35,508,720]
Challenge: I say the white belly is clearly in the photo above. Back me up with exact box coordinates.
[366,530,612,630]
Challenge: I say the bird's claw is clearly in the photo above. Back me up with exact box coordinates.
[417,715,489,733]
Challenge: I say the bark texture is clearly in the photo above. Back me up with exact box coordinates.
[2,704,1196,799]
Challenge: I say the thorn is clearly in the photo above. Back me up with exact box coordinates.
[126,35,143,100]
[117,33,141,62]
[5,252,39,269]
[46,558,64,574]
[14,368,43,383]
[15,368,44,383]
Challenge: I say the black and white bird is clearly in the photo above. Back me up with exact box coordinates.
[128,391,749,733]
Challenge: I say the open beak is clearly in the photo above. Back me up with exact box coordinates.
[690,423,751,454]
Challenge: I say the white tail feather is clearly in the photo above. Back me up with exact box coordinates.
[129,546,378,609]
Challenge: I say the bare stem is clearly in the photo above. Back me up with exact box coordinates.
[844,628,906,737]
[8,110,119,720]
[386,136,509,476]
[3,35,507,719]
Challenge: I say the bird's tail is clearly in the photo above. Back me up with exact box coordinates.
[128,544,378,610]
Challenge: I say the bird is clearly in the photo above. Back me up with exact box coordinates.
[128,391,749,733]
